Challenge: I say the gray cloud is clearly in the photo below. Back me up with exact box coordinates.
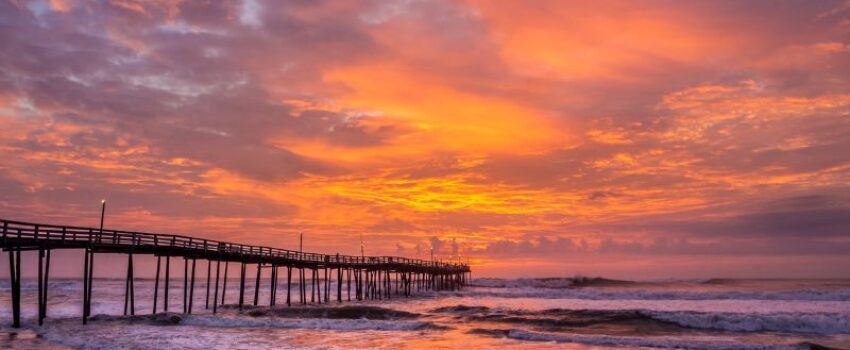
[0,0,397,182]
[657,194,850,239]
[429,236,445,254]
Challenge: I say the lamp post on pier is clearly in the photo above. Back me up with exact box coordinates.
[99,199,106,233]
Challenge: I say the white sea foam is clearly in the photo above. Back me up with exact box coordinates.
[498,329,809,350]
[642,310,850,334]
[462,285,850,301]
[472,278,581,289]
[28,314,438,350]
[181,314,437,331]
[453,305,850,335]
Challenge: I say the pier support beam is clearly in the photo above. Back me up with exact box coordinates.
[205,260,211,309]
[324,268,330,303]
[123,253,135,316]
[299,267,306,305]
[9,247,21,328]
[254,263,261,306]
[318,268,323,303]
[164,256,170,312]
[182,258,188,313]
[84,249,94,321]
[38,249,51,325]
[354,269,361,300]
[188,258,196,314]
[238,262,246,310]
[153,256,161,314]
[37,248,43,324]
[286,266,292,306]
[213,259,220,314]
[337,267,342,303]
[268,265,274,306]
[221,262,228,306]
[81,249,88,324]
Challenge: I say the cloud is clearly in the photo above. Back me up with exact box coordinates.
[429,236,445,254]
[630,194,850,239]
[1,0,849,277]
[476,232,850,258]
[239,0,262,28]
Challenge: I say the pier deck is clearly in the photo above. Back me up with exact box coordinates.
[1,218,470,328]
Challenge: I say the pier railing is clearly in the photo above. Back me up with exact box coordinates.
[1,217,471,329]
[0,219,467,270]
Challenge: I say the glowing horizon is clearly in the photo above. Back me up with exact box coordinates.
[1,0,849,278]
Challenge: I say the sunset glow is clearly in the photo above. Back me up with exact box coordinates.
[1,0,849,278]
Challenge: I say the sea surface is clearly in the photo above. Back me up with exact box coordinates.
[0,277,849,349]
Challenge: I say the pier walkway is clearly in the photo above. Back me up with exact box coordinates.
[1,218,470,327]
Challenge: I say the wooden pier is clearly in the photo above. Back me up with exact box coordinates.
[0,218,470,328]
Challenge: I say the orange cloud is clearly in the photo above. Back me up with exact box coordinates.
[469,1,744,82]
[322,63,568,155]
[2,0,850,278]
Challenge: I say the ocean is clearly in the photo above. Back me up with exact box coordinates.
[1,277,848,349]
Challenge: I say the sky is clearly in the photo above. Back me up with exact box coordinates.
[1,0,849,278]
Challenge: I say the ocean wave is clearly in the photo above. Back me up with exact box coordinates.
[431,305,491,314]
[435,305,850,334]
[182,314,442,331]
[471,277,633,289]
[472,328,822,350]
[537,308,850,334]
[83,312,441,331]
[478,309,676,331]
[642,310,850,334]
[461,287,850,301]
[244,305,420,320]
[87,313,184,325]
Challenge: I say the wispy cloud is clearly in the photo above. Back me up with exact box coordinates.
[1,0,849,277]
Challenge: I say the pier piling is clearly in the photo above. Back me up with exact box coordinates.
[1,218,470,327]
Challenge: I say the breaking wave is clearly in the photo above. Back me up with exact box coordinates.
[471,277,634,289]
[463,286,850,301]
[642,310,850,334]
[435,305,850,334]
[244,305,420,320]
[472,328,831,350]
[182,314,441,331]
[468,278,850,301]
[83,311,440,331]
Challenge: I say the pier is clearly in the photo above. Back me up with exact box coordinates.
[0,218,470,328]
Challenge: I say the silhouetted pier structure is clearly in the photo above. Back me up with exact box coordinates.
[1,218,470,328]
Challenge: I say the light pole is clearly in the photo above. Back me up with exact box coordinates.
[299,232,303,253]
[99,199,106,233]
[359,233,364,257]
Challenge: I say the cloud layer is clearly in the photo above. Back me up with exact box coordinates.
[1,0,849,278]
